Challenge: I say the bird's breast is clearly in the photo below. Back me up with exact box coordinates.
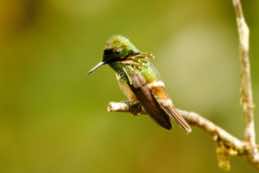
[116,74,137,101]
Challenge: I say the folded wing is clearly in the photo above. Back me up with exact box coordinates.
[149,80,192,133]
[129,72,172,130]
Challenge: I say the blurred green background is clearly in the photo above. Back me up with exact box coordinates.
[1,0,259,172]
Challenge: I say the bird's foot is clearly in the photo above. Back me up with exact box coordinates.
[107,101,144,115]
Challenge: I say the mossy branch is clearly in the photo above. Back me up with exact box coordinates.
[107,102,258,169]
[232,0,258,160]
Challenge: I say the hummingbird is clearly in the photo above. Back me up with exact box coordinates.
[88,35,191,133]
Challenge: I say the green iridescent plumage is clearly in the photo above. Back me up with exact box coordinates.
[89,35,191,132]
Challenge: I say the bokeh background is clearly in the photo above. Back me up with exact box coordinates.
[1,0,259,172]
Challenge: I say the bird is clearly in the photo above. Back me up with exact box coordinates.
[88,35,191,133]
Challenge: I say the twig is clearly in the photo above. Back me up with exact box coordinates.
[107,102,245,151]
[232,0,259,160]
[107,101,259,168]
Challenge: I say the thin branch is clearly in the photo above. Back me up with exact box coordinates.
[107,102,245,151]
[232,0,258,159]
[107,101,259,169]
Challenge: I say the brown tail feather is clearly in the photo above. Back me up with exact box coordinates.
[161,105,192,133]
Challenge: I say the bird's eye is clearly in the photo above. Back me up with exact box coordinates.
[104,49,113,56]
[114,50,121,55]
[103,48,128,63]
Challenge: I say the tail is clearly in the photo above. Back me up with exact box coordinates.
[160,105,192,133]
[168,107,192,133]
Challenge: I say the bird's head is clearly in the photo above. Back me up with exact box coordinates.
[88,35,139,75]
